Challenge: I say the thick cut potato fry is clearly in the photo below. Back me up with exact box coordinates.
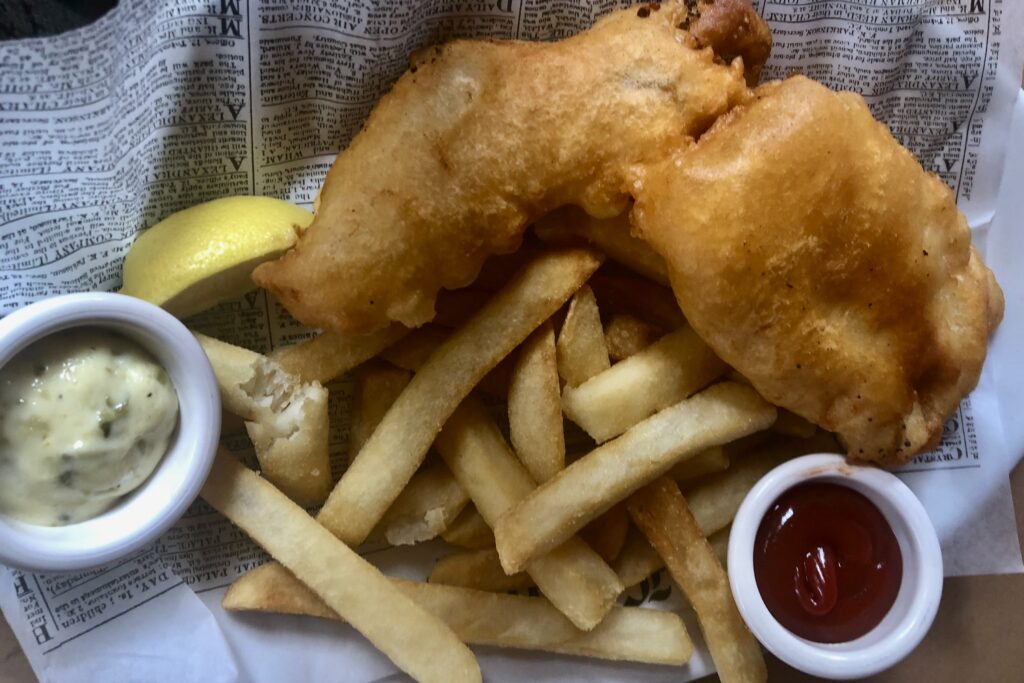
[508,322,565,482]
[379,324,448,371]
[579,502,629,563]
[671,446,730,483]
[224,563,692,665]
[771,408,818,438]
[429,549,533,593]
[380,324,511,398]
[195,333,271,419]
[614,524,730,589]
[378,460,469,545]
[588,274,685,330]
[613,526,664,589]
[244,399,330,508]
[534,206,669,285]
[435,397,623,631]
[201,451,480,683]
[562,326,727,443]
[349,362,412,456]
[682,452,784,537]
[320,249,602,546]
[556,284,611,387]
[494,382,776,574]
[441,505,495,549]
[195,333,331,506]
[722,430,775,459]
[628,478,766,683]
[710,525,730,568]
[271,324,408,384]
[604,313,663,361]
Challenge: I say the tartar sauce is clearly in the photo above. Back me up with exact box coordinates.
[0,328,179,525]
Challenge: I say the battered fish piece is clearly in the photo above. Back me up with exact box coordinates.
[253,1,768,334]
[631,76,1003,464]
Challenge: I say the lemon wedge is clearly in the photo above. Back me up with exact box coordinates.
[120,196,313,318]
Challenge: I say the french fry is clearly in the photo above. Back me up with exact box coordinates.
[271,324,408,384]
[722,430,775,459]
[494,382,776,574]
[244,400,331,507]
[195,333,331,506]
[614,524,730,589]
[613,525,664,589]
[508,321,565,482]
[429,549,533,593]
[379,324,448,371]
[588,274,685,330]
[349,362,412,456]
[562,326,728,443]
[378,460,469,546]
[195,332,272,419]
[771,408,817,438]
[533,206,670,286]
[319,248,603,546]
[224,562,693,666]
[579,502,629,563]
[435,397,623,631]
[201,451,480,683]
[381,324,511,399]
[670,446,730,484]
[628,478,766,683]
[604,313,663,361]
[682,452,785,538]
[710,525,731,568]
[441,505,495,549]
[556,284,611,387]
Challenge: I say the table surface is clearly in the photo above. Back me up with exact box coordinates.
[2,460,1022,683]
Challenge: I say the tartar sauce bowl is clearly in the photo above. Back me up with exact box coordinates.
[0,292,220,572]
[728,453,943,680]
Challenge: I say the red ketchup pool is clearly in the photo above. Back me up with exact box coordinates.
[752,482,903,643]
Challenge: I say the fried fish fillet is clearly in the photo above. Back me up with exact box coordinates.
[255,2,1000,464]
[631,76,1003,463]
[253,1,768,334]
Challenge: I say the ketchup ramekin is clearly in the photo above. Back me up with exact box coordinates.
[0,293,221,572]
[728,453,943,679]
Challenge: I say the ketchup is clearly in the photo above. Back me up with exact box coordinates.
[753,482,902,643]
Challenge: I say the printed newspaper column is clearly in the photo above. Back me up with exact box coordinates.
[0,0,254,313]
[2,548,180,656]
[518,0,620,40]
[155,499,270,593]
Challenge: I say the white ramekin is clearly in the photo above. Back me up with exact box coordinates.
[728,453,943,679]
[0,292,221,572]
